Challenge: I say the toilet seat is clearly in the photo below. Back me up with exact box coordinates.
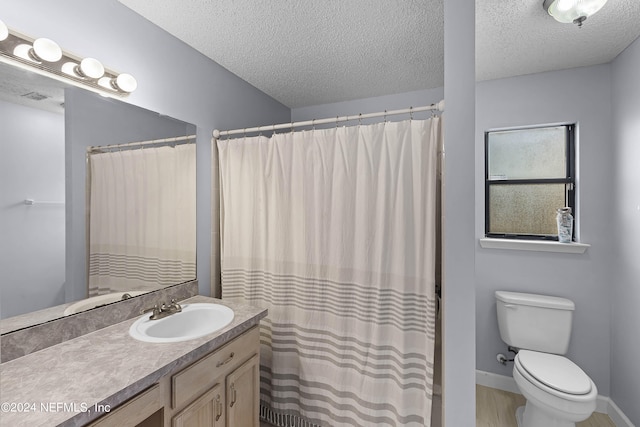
[516,350,592,396]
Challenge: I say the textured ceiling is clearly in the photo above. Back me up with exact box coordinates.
[476,0,640,82]
[3,2,639,111]
[119,0,444,108]
[119,0,640,108]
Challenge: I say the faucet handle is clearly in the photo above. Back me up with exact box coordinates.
[170,298,182,312]
[141,304,160,317]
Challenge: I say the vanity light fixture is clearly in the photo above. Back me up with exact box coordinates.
[543,0,608,27]
[0,19,9,41]
[0,19,137,97]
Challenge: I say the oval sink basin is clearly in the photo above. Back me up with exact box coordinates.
[64,291,148,315]
[129,303,234,343]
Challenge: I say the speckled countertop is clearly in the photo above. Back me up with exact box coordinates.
[0,296,267,427]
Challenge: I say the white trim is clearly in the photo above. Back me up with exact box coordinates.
[476,370,520,394]
[475,370,634,423]
[605,397,636,427]
[479,238,590,253]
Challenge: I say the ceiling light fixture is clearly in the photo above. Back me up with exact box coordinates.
[543,0,608,27]
[0,21,137,97]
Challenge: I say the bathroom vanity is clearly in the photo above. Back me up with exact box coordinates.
[0,296,267,427]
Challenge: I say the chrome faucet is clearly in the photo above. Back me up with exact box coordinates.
[140,299,183,320]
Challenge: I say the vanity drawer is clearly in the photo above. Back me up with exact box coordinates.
[171,326,259,409]
[87,383,162,427]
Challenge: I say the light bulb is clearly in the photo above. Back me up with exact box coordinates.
[76,58,105,79]
[13,44,32,61]
[61,62,78,76]
[111,73,137,93]
[0,19,8,41]
[30,38,62,62]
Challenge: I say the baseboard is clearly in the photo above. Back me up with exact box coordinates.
[604,397,635,427]
[476,370,520,394]
[475,370,634,426]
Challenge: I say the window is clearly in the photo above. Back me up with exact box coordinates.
[485,124,575,240]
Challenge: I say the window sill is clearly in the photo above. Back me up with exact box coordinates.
[479,238,590,254]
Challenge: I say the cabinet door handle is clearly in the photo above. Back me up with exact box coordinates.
[215,394,222,421]
[216,352,235,367]
[229,384,237,407]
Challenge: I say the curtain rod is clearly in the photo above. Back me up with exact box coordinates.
[87,134,196,154]
[213,100,444,139]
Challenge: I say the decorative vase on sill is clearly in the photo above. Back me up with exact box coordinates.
[556,207,573,243]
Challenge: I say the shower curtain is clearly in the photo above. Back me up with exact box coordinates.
[218,118,440,426]
[88,144,196,296]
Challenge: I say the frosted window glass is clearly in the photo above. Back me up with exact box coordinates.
[489,184,566,235]
[488,127,566,180]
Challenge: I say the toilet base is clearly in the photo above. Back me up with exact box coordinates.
[516,402,577,427]
[516,406,524,426]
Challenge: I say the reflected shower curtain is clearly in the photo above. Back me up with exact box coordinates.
[88,144,196,296]
[218,118,440,426]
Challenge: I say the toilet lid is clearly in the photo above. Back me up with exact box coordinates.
[517,350,592,395]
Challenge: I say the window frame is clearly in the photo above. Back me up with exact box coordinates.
[484,124,576,241]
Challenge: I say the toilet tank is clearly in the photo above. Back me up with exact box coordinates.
[495,291,575,354]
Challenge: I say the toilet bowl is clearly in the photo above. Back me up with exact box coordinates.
[513,350,597,427]
[495,291,599,427]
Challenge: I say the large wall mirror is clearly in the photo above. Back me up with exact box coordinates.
[0,61,197,334]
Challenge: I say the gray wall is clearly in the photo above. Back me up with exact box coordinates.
[442,1,476,424]
[475,65,614,395]
[0,101,65,318]
[611,35,640,425]
[0,0,291,299]
[292,88,444,123]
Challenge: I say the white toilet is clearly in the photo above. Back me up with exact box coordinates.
[495,291,598,427]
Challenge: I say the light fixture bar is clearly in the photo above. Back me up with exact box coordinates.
[0,22,136,98]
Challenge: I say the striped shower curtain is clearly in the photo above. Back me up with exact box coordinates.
[88,144,196,296]
[218,118,440,426]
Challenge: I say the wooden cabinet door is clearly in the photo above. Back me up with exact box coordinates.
[226,354,259,427]
[172,383,225,427]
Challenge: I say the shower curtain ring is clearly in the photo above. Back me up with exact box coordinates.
[358,113,362,126]
[336,116,339,128]
[384,110,388,123]
[312,119,315,131]
[409,106,414,121]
